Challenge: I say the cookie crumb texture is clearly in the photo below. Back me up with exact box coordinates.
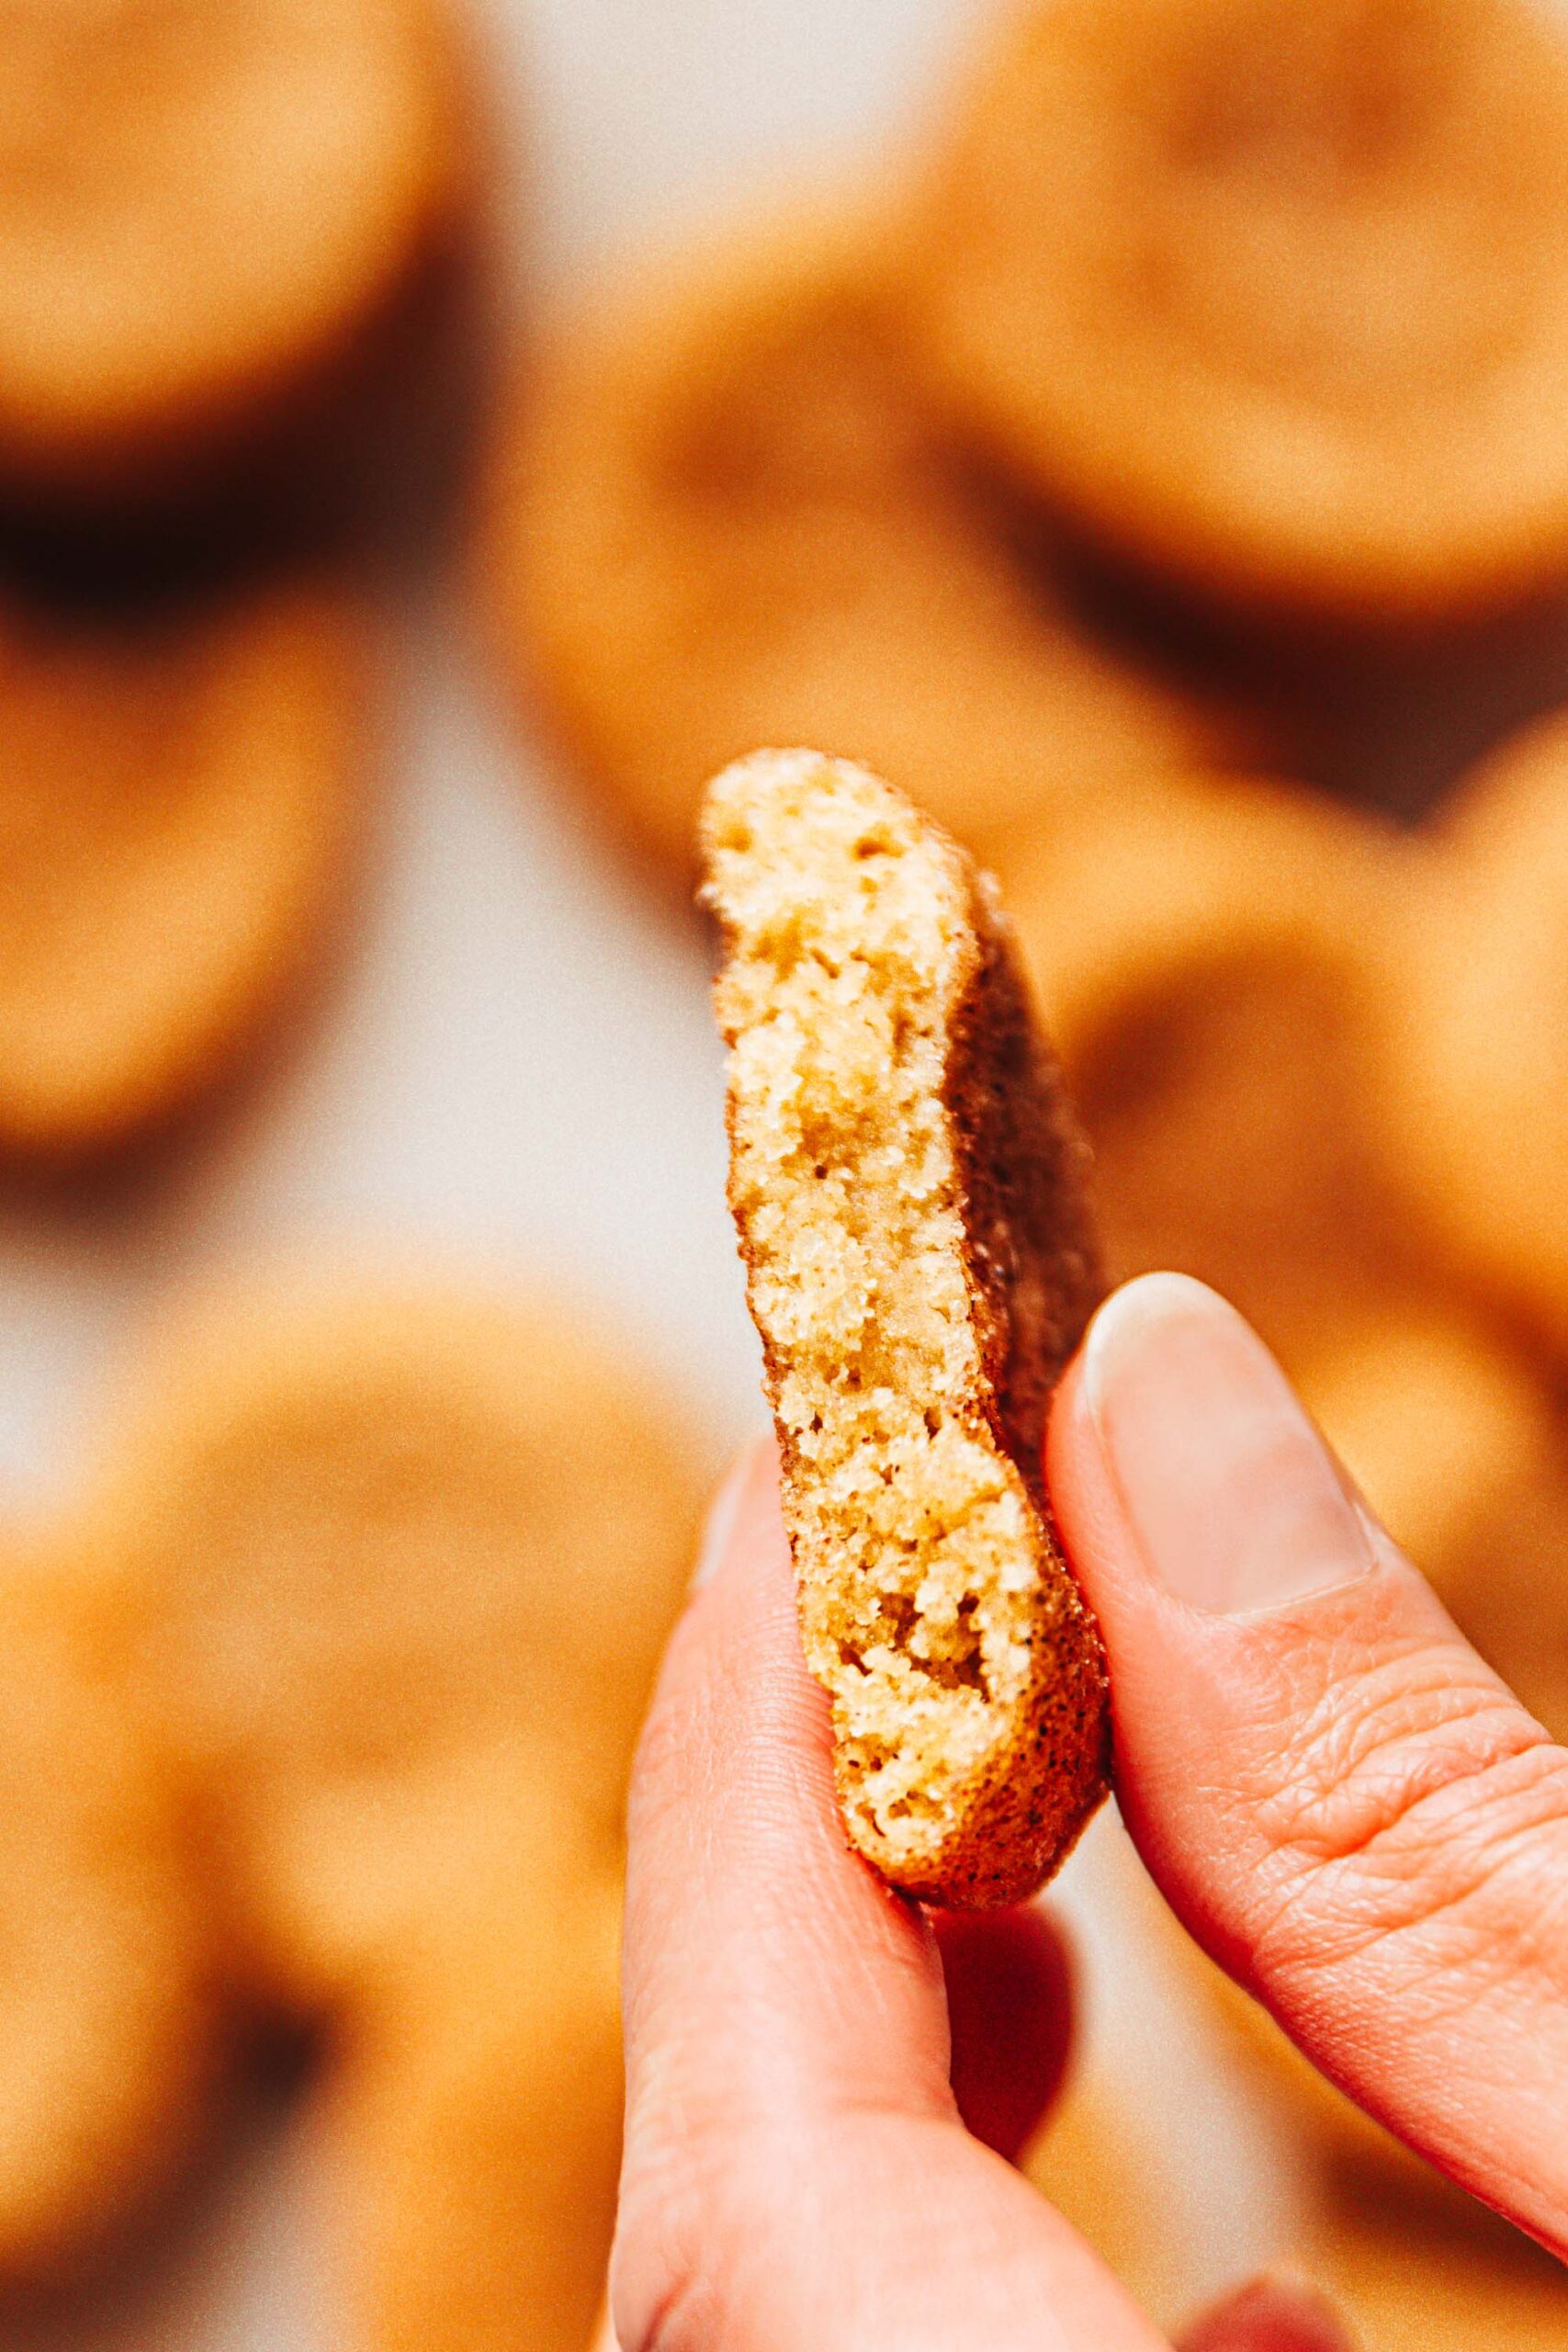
[705,750,1108,1905]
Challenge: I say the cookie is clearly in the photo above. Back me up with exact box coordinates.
[487,197,1249,890]
[0,580,365,1159]
[321,1811,623,2352]
[1004,777,1406,1370]
[1374,709,1568,1351]
[252,1737,621,2012]
[704,750,1109,1908]
[0,1549,214,2285]
[80,1275,701,2007]
[912,0,1568,625]
[1298,1304,1568,1745]
[0,0,468,505]
[1308,2208,1568,2348]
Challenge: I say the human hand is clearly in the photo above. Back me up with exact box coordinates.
[604,1271,1568,2349]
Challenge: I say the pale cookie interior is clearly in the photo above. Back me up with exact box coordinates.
[706,750,1090,1890]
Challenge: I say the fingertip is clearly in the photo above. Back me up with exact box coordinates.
[1055,1275,1374,1621]
[691,1431,784,1591]
[622,1404,953,2188]
[1178,2270,1355,2352]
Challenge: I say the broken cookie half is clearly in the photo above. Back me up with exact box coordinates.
[703,750,1110,1906]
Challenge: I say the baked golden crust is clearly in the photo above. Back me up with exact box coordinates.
[484,194,1248,891]
[0,580,366,1159]
[704,750,1108,1907]
[0,0,468,503]
[911,0,1568,625]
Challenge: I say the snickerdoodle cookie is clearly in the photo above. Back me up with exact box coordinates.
[0,0,468,503]
[321,1811,623,2352]
[1309,2206,1568,2349]
[0,1550,214,2284]
[0,580,365,1159]
[704,750,1108,1907]
[1373,709,1568,1351]
[491,198,1247,889]
[80,1276,701,2006]
[1300,1303,1568,1747]
[1005,777,1406,1369]
[913,0,1568,624]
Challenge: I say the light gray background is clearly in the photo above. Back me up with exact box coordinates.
[0,4,1310,2340]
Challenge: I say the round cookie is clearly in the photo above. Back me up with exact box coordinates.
[0,0,468,504]
[0,1549,215,2285]
[1374,709,1568,1351]
[248,1737,619,2011]
[320,1815,623,2352]
[80,1276,702,2006]
[705,751,1108,1907]
[912,0,1568,626]
[1298,1304,1568,1746]
[1004,776,1408,1370]
[0,579,366,1159]
[1307,2210,1568,2348]
[486,197,1250,890]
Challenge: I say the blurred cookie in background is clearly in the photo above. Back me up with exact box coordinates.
[486,196,1253,894]
[1307,2204,1568,2349]
[911,0,1568,628]
[1300,1300,1568,1744]
[0,1546,217,2291]
[0,0,471,519]
[0,578,367,1164]
[257,1737,625,2020]
[77,1275,702,2011]
[1374,708,1568,1357]
[320,1806,624,2352]
[1005,776,1409,1372]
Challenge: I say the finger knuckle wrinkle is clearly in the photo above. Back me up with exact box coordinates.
[617,2136,799,2352]
[621,2259,708,2352]
[1248,1645,1568,1956]
[614,2142,733,2352]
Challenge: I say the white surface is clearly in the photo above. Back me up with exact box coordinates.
[0,4,1305,2342]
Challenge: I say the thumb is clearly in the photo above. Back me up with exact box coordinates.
[1048,1273,1568,2259]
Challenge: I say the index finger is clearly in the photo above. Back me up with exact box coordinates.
[621,1440,953,2139]
[611,1440,1168,2352]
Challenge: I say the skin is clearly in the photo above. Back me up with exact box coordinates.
[602,1271,1568,2350]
